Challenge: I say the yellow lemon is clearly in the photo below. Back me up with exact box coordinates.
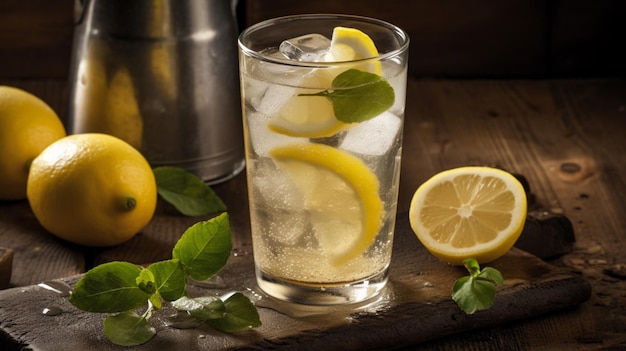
[267,27,381,138]
[27,133,157,247]
[269,143,383,266]
[409,167,527,265]
[0,86,66,200]
[326,26,382,75]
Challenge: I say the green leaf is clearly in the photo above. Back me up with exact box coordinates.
[463,258,482,277]
[104,311,156,346]
[205,292,261,332]
[451,258,504,314]
[478,267,504,285]
[136,268,157,295]
[172,296,226,320]
[172,213,232,281]
[300,69,395,123]
[452,276,497,314]
[147,259,187,301]
[153,166,227,216]
[69,262,150,313]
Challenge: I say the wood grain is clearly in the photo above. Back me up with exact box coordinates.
[0,78,624,350]
[0,213,591,350]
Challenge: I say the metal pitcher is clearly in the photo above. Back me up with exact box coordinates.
[67,0,245,184]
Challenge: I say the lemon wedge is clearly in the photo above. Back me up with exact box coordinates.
[269,143,383,266]
[267,27,381,138]
[326,26,382,75]
[267,94,346,138]
[409,167,527,265]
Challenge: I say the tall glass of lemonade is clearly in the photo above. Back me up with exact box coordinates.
[238,15,409,304]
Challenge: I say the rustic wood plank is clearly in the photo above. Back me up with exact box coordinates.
[0,201,84,288]
[0,213,591,350]
[398,78,626,350]
[0,78,624,349]
[0,247,12,289]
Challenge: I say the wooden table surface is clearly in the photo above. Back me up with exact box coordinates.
[1,77,625,350]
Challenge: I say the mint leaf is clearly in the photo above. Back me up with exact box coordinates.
[205,292,262,332]
[478,267,505,285]
[147,259,186,301]
[172,213,232,281]
[451,258,503,314]
[67,213,260,346]
[172,295,226,320]
[300,69,395,123]
[136,268,157,295]
[153,166,226,216]
[69,262,150,313]
[104,311,156,346]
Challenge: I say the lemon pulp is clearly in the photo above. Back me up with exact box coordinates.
[269,143,383,267]
[409,167,527,265]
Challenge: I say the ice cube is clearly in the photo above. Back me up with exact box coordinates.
[340,112,402,156]
[247,110,307,156]
[279,33,331,62]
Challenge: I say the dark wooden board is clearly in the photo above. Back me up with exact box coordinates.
[0,212,591,351]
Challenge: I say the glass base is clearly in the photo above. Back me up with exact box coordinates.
[256,266,389,305]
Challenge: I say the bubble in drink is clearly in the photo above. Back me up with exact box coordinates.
[279,33,331,62]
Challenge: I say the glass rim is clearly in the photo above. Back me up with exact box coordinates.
[238,13,410,68]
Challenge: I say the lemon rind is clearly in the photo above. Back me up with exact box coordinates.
[269,143,383,266]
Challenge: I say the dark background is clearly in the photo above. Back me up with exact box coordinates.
[1,0,624,80]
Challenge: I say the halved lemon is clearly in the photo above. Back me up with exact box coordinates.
[409,167,527,265]
[267,27,381,138]
[269,143,383,266]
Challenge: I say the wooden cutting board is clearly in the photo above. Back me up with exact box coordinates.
[0,212,591,351]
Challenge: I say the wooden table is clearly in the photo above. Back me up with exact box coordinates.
[1,77,625,350]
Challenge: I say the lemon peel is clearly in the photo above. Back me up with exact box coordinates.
[269,143,383,266]
[0,86,66,200]
[27,133,157,247]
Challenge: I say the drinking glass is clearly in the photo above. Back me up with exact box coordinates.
[238,14,409,305]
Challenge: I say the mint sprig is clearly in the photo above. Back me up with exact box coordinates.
[300,69,395,123]
[153,166,227,216]
[452,258,504,314]
[68,213,261,346]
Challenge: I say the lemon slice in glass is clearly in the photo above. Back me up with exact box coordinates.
[269,143,383,266]
[326,26,382,75]
[268,27,381,138]
[409,167,527,265]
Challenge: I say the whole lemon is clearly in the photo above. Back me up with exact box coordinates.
[27,133,157,247]
[0,86,66,200]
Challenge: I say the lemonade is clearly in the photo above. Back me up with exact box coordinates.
[238,15,409,304]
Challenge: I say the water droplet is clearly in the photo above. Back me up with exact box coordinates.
[42,306,63,316]
[423,282,434,288]
[38,281,72,297]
